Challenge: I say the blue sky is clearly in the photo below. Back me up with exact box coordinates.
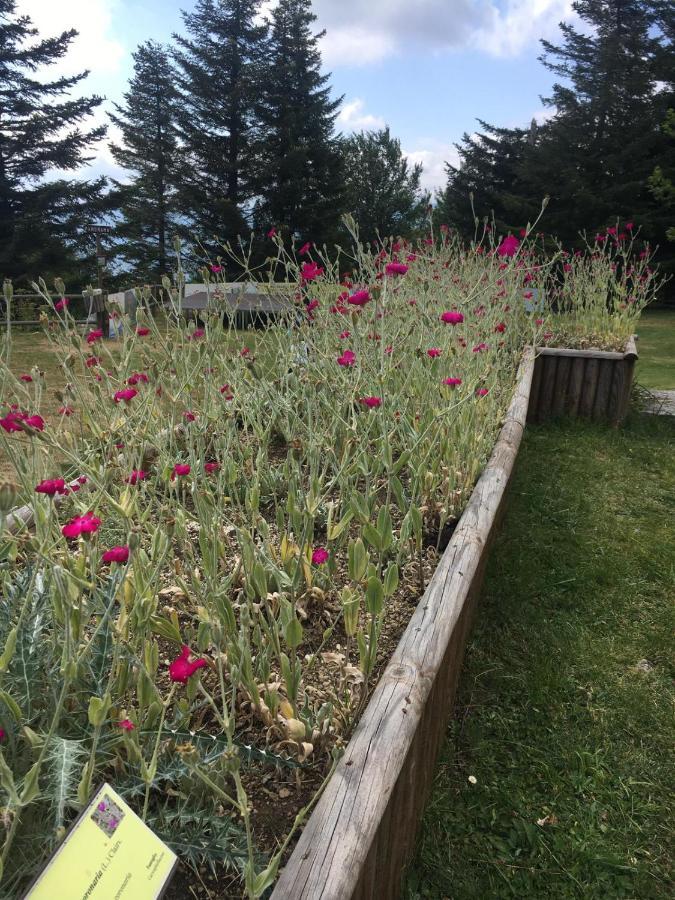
[17,0,572,192]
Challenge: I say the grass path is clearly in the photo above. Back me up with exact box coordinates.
[405,414,675,899]
[635,309,675,390]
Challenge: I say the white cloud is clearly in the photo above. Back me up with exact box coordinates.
[337,99,386,132]
[404,140,460,194]
[315,0,574,67]
[16,0,125,80]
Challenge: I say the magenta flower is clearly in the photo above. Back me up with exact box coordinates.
[118,719,135,732]
[299,242,311,256]
[210,264,223,274]
[359,396,382,409]
[189,328,205,340]
[306,299,319,312]
[172,463,191,480]
[20,374,33,383]
[625,222,634,231]
[440,311,464,325]
[169,646,208,684]
[267,227,277,238]
[127,372,149,385]
[472,342,488,353]
[0,729,5,742]
[114,388,138,404]
[62,511,102,539]
[183,410,197,422]
[301,261,324,283]
[204,461,220,474]
[86,329,103,344]
[35,478,68,497]
[311,547,329,565]
[85,356,100,368]
[476,388,489,397]
[427,348,441,358]
[339,330,350,339]
[348,290,371,306]
[135,327,150,336]
[497,235,520,257]
[125,470,148,485]
[337,350,356,367]
[55,298,69,312]
[385,262,408,276]
[494,322,506,333]
[102,545,129,564]
[58,406,74,416]
[0,414,22,433]
[443,377,462,387]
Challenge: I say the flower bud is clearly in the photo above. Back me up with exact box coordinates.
[0,482,18,513]
[54,277,66,296]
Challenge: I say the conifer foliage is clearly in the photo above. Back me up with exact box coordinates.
[0,0,106,286]
[109,42,181,282]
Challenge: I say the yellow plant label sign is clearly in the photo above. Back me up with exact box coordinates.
[24,783,177,900]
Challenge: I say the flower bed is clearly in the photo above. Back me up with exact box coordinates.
[0,226,657,897]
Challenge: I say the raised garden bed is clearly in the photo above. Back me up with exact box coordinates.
[271,351,534,900]
[528,335,637,425]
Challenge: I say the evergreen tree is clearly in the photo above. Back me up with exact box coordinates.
[254,0,345,246]
[436,121,531,237]
[172,0,268,251]
[648,108,675,241]
[109,41,180,282]
[0,0,106,287]
[341,127,429,243]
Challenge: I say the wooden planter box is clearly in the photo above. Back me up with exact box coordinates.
[528,336,637,425]
[271,352,535,900]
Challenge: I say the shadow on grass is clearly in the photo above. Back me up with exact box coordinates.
[405,413,675,899]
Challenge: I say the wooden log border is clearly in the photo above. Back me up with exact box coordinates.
[527,336,637,426]
[272,350,535,900]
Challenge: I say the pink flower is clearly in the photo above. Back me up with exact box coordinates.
[348,290,371,306]
[337,350,356,367]
[0,729,5,742]
[189,328,205,340]
[497,235,520,257]
[136,327,150,336]
[127,372,149,386]
[535,317,544,326]
[24,414,44,431]
[85,356,100,368]
[441,311,464,325]
[210,264,223,274]
[86,329,103,344]
[476,388,489,397]
[472,342,488,353]
[204,461,220,474]
[59,406,74,416]
[0,414,22,433]
[385,262,408,276]
[35,478,68,496]
[62,511,102,539]
[427,348,441,358]
[443,377,462,387]
[118,719,135,732]
[114,388,138,404]
[519,228,527,238]
[102,545,129,564]
[299,242,312,256]
[301,261,324,283]
[311,547,329,565]
[125,470,147,485]
[359,396,382,409]
[20,374,33,383]
[339,330,350,339]
[306,299,319,312]
[172,463,191,480]
[267,227,277,238]
[494,322,506,333]
[625,222,634,231]
[55,298,69,312]
[606,226,617,236]
[169,645,208,684]
[183,410,197,422]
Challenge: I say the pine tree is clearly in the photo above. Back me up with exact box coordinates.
[254,0,345,246]
[342,127,429,243]
[109,41,180,282]
[0,0,107,287]
[172,0,268,251]
[436,122,531,237]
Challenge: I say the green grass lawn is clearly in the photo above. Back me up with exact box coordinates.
[635,309,675,390]
[405,414,675,899]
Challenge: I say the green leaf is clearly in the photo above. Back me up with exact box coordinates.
[327,509,353,540]
[0,689,22,722]
[284,616,303,650]
[149,615,182,644]
[383,563,399,597]
[365,576,384,616]
[348,538,368,582]
[362,522,383,551]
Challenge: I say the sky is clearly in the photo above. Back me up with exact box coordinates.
[16,0,575,193]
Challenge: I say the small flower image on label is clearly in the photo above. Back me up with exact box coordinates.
[91,794,125,838]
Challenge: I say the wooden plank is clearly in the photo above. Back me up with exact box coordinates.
[551,356,572,418]
[565,357,586,418]
[592,359,614,422]
[527,351,542,424]
[608,360,626,426]
[578,357,599,419]
[537,354,558,423]
[271,351,535,900]
[537,346,625,360]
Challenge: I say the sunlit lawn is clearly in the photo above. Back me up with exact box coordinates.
[635,308,675,390]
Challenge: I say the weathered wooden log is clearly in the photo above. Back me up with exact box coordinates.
[578,357,600,419]
[271,351,534,900]
[537,354,558,424]
[564,357,586,418]
[552,356,572,418]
